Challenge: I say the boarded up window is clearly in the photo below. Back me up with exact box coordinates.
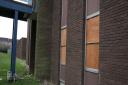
[86,44,99,69]
[86,16,99,69]
[60,0,68,65]
[87,0,99,16]
[60,29,67,65]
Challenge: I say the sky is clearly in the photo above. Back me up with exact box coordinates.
[0,16,28,40]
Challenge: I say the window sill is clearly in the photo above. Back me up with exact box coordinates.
[85,67,99,74]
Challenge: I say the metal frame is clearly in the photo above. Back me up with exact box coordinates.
[10,10,19,80]
[0,0,33,13]
[13,0,32,6]
[0,0,33,81]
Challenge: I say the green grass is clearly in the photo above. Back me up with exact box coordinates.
[0,53,40,85]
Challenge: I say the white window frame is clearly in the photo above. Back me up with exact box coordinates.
[86,11,100,20]
[85,67,99,73]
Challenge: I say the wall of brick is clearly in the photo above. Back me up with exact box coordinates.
[34,0,53,81]
[60,65,66,81]
[100,0,128,85]
[27,0,62,84]
[26,19,37,74]
[50,0,62,84]
[65,0,84,85]
[84,71,99,85]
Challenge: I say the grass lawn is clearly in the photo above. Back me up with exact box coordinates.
[0,53,40,85]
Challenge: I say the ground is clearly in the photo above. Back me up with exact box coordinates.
[0,53,40,85]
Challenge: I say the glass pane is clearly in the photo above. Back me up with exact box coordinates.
[61,0,68,26]
[87,0,99,15]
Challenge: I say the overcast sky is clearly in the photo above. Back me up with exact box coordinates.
[0,16,28,39]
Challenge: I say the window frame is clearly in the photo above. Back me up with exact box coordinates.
[85,0,100,74]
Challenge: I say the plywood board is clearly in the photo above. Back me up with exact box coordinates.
[60,46,66,65]
[87,16,99,43]
[61,29,67,46]
[86,44,99,69]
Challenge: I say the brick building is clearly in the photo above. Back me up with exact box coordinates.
[26,0,128,85]
[0,37,12,53]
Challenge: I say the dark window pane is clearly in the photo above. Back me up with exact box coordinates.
[87,0,99,15]
[61,0,68,26]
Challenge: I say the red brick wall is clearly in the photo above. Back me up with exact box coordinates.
[34,0,53,82]
[65,0,84,85]
[100,0,128,85]
[51,0,62,84]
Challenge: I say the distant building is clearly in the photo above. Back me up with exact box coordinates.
[0,37,12,53]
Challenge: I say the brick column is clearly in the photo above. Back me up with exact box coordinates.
[65,0,84,85]
[50,0,62,85]
[34,0,53,82]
